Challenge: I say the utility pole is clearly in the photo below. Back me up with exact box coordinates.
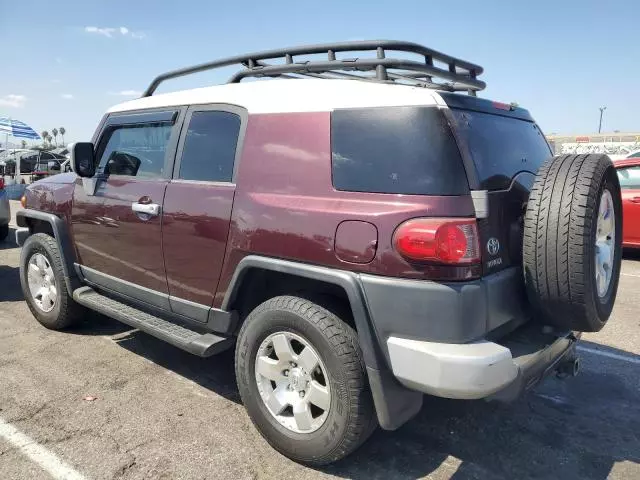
[598,106,607,134]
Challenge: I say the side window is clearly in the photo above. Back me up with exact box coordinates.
[98,123,173,178]
[617,165,640,189]
[178,111,241,182]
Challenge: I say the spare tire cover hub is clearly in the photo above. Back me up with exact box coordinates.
[595,189,615,298]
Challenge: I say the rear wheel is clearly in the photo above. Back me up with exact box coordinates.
[523,154,622,332]
[20,233,85,329]
[235,295,376,465]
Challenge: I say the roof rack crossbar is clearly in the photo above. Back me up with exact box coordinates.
[227,58,483,88]
[142,40,485,97]
[249,58,462,91]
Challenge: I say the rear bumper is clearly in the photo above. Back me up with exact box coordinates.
[359,267,578,404]
[386,327,578,400]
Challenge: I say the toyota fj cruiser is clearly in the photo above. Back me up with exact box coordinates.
[15,40,623,465]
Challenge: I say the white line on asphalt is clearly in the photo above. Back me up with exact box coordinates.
[577,346,640,365]
[0,417,87,480]
[621,272,640,278]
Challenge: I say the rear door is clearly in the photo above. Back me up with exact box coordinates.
[616,163,640,246]
[448,103,551,275]
[73,109,183,309]
[161,105,244,321]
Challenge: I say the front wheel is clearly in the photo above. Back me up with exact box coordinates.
[235,296,376,465]
[19,233,85,329]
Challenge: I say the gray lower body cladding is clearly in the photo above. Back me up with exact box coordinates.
[359,267,577,402]
[360,266,529,351]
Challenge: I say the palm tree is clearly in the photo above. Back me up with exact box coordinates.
[52,128,59,147]
[41,131,49,147]
[59,127,66,145]
[21,140,27,149]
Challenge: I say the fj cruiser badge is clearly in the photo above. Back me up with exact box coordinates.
[487,237,500,256]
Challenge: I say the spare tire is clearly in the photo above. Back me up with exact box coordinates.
[523,154,622,332]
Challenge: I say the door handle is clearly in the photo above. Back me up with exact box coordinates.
[131,202,161,216]
[631,197,640,204]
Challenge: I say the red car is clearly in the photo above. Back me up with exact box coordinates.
[615,158,640,248]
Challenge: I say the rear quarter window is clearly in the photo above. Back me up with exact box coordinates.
[331,106,469,195]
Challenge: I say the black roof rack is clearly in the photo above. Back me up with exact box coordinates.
[142,40,485,98]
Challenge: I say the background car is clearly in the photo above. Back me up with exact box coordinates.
[18,150,67,174]
[615,158,640,248]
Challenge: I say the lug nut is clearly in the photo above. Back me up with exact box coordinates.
[290,362,297,368]
[283,370,289,377]
[299,390,305,398]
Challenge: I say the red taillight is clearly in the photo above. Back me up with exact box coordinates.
[393,218,480,264]
[0,178,4,190]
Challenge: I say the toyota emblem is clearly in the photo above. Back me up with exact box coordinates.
[487,237,500,256]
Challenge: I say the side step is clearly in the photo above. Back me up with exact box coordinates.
[73,287,233,357]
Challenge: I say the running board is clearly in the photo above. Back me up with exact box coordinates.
[73,287,233,357]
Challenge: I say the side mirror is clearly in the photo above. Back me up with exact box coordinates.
[70,142,96,178]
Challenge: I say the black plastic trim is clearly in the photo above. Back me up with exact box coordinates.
[366,366,423,430]
[207,308,238,335]
[15,227,29,247]
[359,266,529,365]
[223,255,382,369]
[16,209,79,293]
[169,295,209,323]
[104,110,178,126]
[76,263,236,335]
[80,265,171,310]
[73,286,233,357]
[439,92,534,122]
[223,255,422,430]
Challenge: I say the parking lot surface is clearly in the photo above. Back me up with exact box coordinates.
[1,200,639,479]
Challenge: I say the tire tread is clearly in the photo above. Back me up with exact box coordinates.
[235,295,376,465]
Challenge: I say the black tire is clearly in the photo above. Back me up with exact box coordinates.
[235,296,376,465]
[523,154,623,332]
[20,233,85,329]
[0,224,8,242]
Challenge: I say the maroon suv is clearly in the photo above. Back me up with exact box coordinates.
[15,41,623,465]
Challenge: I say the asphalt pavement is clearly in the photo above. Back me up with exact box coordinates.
[1,200,639,480]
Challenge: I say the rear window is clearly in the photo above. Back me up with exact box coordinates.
[451,109,551,190]
[331,106,469,195]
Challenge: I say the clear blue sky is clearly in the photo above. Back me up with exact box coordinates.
[1,0,638,144]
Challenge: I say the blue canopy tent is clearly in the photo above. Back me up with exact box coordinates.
[0,117,41,197]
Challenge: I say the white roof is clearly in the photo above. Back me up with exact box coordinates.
[107,79,446,115]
